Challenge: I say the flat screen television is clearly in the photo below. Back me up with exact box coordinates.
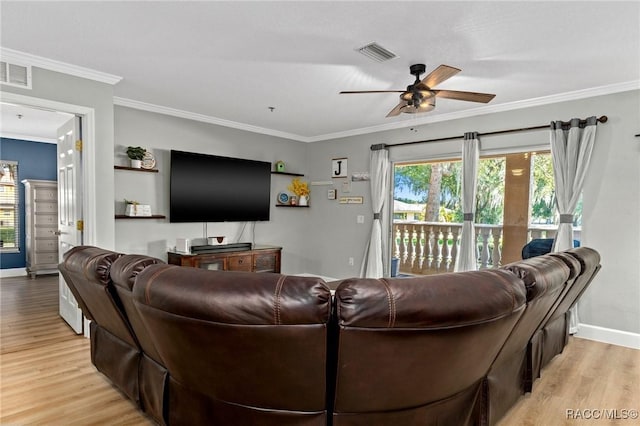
[170,150,271,223]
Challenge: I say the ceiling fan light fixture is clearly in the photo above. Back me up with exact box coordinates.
[400,89,435,103]
[401,97,436,114]
[340,63,495,118]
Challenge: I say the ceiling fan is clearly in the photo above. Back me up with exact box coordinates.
[340,64,496,117]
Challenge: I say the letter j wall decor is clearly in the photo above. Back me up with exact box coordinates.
[332,158,348,178]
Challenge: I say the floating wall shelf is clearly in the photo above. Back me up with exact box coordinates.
[114,165,159,173]
[115,215,166,219]
[271,171,304,177]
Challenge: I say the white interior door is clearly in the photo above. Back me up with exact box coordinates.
[57,116,84,334]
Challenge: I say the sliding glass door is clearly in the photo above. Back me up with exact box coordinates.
[391,150,570,276]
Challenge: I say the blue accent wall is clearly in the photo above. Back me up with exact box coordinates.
[0,138,57,269]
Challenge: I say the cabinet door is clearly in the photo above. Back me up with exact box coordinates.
[227,254,253,272]
[35,187,57,202]
[33,251,58,266]
[34,213,57,227]
[35,239,58,253]
[254,251,280,273]
[195,256,226,271]
[34,201,57,214]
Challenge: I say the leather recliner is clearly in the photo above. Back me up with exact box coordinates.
[59,246,599,426]
[331,270,527,426]
[133,264,333,425]
[532,247,601,379]
[111,254,168,425]
[57,246,139,403]
[481,255,571,425]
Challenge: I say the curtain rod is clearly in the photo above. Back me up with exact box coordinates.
[372,115,608,150]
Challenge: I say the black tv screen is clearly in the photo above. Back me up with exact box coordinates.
[170,150,271,223]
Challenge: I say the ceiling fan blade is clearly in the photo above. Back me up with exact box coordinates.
[386,101,408,117]
[434,90,496,103]
[421,64,461,88]
[339,90,404,94]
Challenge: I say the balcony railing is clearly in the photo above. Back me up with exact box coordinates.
[392,221,581,276]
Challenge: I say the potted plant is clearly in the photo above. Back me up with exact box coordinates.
[126,146,146,168]
[287,177,310,206]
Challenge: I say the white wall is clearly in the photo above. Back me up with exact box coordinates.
[306,90,640,335]
[113,106,311,273]
[5,68,635,337]
[0,67,116,249]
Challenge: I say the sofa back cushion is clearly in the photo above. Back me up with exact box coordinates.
[548,247,601,321]
[133,265,332,418]
[58,245,134,346]
[58,246,142,404]
[541,252,582,322]
[332,269,526,424]
[111,254,165,363]
[498,254,571,357]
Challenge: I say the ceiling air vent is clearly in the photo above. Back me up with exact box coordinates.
[0,61,32,89]
[356,42,397,62]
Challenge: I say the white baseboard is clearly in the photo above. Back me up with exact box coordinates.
[575,323,640,349]
[0,268,27,278]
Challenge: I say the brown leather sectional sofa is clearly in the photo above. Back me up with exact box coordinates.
[58,246,600,425]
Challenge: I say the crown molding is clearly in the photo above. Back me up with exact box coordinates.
[0,47,122,85]
[305,80,640,142]
[113,97,307,142]
[116,80,638,143]
[0,131,57,144]
[2,46,636,141]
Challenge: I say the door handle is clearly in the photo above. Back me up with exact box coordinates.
[54,230,63,236]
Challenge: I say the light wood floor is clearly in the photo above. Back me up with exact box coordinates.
[1,274,153,425]
[1,274,638,425]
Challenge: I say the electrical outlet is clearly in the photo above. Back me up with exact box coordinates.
[356,215,364,224]
[348,257,354,266]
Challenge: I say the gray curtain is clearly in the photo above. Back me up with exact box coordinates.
[550,116,598,333]
[454,132,479,272]
[360,144,390,278]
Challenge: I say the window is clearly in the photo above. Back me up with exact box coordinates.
[530,152,581,226]
[394,156,506,225]
[393,150,567,275]
[0,161,19,252]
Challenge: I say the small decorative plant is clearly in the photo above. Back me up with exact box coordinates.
[126,146,146,161]
[288,177,310,197]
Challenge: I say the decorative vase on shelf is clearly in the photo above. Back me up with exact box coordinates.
[130,159,142,169]
[299,195,309,206]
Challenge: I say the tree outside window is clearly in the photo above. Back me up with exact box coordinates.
[393,151,567,274]
[394,152,560,226]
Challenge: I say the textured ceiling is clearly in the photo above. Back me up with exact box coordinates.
[1,1,639,142]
